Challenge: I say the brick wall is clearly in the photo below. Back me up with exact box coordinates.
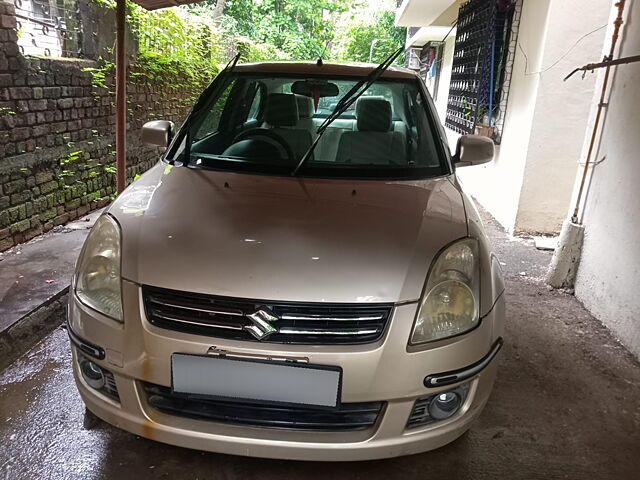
[0,0,203,252]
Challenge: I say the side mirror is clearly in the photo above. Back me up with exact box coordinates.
[453,134,494,167]
[142,120,174,148]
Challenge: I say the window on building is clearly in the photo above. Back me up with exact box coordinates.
[15,0,82,58]
[420,42,443,101]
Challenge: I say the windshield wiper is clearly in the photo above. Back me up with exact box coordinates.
[291,47,404,176]
[172,53,241,166]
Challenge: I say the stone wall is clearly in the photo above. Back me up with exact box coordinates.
[0,0,202,252]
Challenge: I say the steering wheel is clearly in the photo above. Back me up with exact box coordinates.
[232,128,295,163]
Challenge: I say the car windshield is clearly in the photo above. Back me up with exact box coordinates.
[169,73,448,179]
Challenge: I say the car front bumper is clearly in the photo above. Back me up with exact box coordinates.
[68,280,504,461]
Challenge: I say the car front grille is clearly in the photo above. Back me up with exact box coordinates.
[142,286,392,345]
[143,383,383,431]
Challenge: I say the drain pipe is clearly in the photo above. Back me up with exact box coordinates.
[547,0,626,289]
[570,0,626,224]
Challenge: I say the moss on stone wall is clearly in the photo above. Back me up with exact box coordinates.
[0,0,212,252]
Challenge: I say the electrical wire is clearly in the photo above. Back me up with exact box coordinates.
[517,24,608,76]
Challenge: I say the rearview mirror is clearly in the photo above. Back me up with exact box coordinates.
[291,80,339,98]
[453,135,494,167]
[142,120,175,148]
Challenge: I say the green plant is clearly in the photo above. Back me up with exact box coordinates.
[82,60,114,90]
[94,0,115,8]
[130,4,222,82]
[60,150,82,166]
[334,10,406,64]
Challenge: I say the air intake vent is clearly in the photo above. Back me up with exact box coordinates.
[144,383,383,431]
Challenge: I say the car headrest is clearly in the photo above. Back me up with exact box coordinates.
[295,95,314,119]
[356,97,392,132]
[265,93,299,127]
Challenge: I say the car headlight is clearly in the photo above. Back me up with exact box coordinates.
[410,238,480,344]
[75,214,123,321]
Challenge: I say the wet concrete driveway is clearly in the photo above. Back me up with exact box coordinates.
[1,214,639,480]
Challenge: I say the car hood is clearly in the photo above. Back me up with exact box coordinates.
[110,163,467,303]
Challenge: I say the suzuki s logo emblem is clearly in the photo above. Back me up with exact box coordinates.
[245,308,278,340]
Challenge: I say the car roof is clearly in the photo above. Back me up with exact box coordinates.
[233,61,418,80]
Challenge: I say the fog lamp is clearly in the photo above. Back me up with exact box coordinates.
[429,391,462,420]
[80,358,105,389]
[407,383,470,429]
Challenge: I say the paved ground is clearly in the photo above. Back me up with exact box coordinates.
[1,210,639,480]
[0,209,102,330]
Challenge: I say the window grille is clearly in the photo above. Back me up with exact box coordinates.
[420,41,443,101]
[445,0,521,143]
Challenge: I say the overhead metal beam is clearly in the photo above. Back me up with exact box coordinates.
[129,0,203,11]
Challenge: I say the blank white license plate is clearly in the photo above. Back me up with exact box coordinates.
[171,354,342,408]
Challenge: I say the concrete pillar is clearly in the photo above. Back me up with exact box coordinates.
[546,220,584,289]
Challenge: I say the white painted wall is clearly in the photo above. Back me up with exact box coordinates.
[574,0,640,358]
[513,0,609,234]
[456,0,551,232]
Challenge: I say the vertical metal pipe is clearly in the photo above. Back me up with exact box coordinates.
[571,0,625,223]
[115,0,126,194]
[488,40,495,127]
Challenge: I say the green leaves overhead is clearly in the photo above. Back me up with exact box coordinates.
[93,0,405,81]
[192,0,405,63]
[335,10,406,64]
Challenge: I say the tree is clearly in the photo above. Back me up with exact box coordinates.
[186,0,404,63]
[212,0,226,26]
[336,10,406,64]
[248,0,350,60]
[222,0,256,37]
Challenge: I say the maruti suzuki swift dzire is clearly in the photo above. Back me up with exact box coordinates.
[67,54,504,461]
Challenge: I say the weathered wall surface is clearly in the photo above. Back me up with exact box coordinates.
[0,0,200,252]
[512,0,609,235]
[574,1,640,358]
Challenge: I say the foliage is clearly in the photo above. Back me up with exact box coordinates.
[90,0,407,75]
[334,9,406,64]
[252,0,349,59]
[193,0,349,60]
[122,0,290,87]
[81,60,114,89]
[129,4,222,80]
[89,0,407,97]
[235,37,288,63]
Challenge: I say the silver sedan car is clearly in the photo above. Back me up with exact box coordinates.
[67,59,504,461]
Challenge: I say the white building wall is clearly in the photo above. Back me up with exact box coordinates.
[574,1,640,358]
[456,0,551,232]
[513,0,609,234]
